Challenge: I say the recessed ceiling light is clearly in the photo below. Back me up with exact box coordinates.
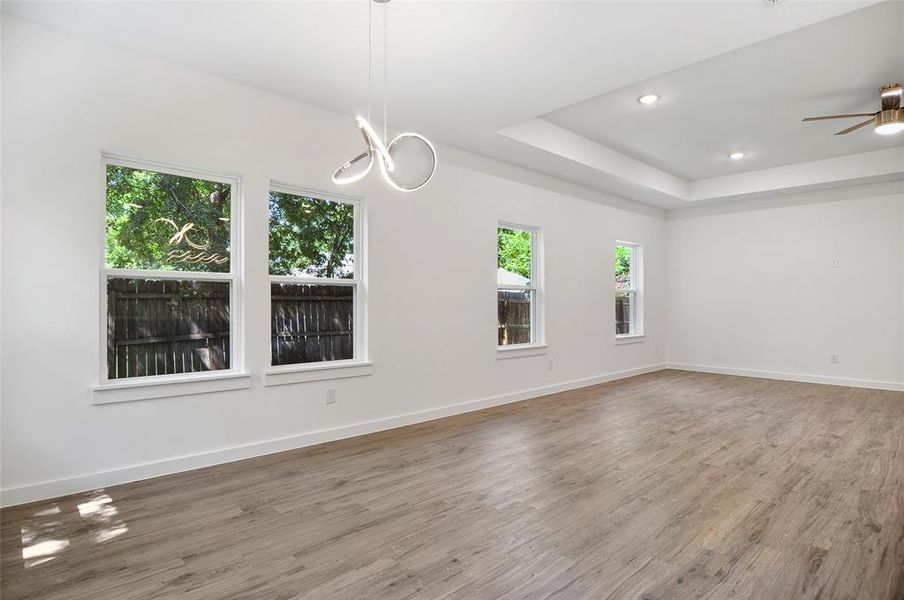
[728,151,745,160]
[637,94,659,105]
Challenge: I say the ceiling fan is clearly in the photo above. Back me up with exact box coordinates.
[802,83,904,136]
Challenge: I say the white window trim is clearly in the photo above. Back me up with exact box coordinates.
[265,360,374,387]
[95,153,246,403]
[614,334,646,345]
[265,183,368,381]
[92,371,252,405]
[496,221,545,354]
[615,240,644,340]
[496,344,549,360]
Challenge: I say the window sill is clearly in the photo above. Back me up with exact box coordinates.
[264,361,374,387]
[496,344,549,360]
[92,371,252,405]
[615,334,646,345]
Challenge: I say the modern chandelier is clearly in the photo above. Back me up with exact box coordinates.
[333,0,437,192]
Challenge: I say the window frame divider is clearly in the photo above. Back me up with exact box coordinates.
[269,275,358,286]
[103,268,234,282]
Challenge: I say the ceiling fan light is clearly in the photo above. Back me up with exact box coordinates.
[875,122,904,135]
[874,109,904,135]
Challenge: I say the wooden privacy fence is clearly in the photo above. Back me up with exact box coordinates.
[615,293,632,335]
[107,280,354,379]
[497,289,532,345]
[107,278,230,379]
[271,283,353,366]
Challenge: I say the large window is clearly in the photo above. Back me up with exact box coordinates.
[615,241,642,337]
[269,186,363,366]
[103,159,239,381]
[497,224,541,346]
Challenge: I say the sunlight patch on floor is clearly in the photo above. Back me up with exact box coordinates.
[19,490,130,568]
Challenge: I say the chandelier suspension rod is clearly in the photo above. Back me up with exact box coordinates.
[365,0,390,138]
[383,1,388,141]
[366,0,372,124]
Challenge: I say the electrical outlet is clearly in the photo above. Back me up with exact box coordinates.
[830,354,839,364]
[548,358,554,371]
[326,388,337,404]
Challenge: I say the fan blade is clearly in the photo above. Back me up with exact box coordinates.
[835,117,876,135]
[802,113,877,122]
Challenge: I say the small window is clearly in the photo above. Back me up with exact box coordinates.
[269,187,363,366]
[615,242,642,336]
[497,224,541,346]
[104,160,239,380]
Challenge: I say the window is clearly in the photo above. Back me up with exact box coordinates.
[269,186,363,366]
[497,224,541,346]
[615,241,642,337]
[103,158,240,381]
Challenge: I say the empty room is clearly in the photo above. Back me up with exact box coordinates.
[1,0,903,598]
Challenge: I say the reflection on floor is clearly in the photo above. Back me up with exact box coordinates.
[14,491,128,571]
[1,370,903,600]
[20,503,68,569]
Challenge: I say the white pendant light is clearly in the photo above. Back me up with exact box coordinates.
[333,0,437,192]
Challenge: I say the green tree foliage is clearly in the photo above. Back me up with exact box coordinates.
[615,245,631,288]
[106,165,231,273]
[269,192,354,278]
[497,227,531,279]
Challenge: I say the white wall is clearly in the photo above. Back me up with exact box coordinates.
[668,188,904,388]
[0,18,667,504]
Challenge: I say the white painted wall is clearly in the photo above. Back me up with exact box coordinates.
[668,188,904,388]
[0,18,667,504]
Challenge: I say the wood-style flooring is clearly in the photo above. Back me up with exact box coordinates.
[2,370,904,599]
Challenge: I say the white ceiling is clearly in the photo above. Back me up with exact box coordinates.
[4,0,902,210]
[544,0,904,181]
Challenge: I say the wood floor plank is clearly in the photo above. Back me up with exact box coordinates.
[1,370,903,599]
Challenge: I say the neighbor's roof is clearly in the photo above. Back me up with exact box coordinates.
[497,267,529,286]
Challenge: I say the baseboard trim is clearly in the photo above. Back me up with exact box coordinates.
[0,363,667,507]
[667,362,904,392]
